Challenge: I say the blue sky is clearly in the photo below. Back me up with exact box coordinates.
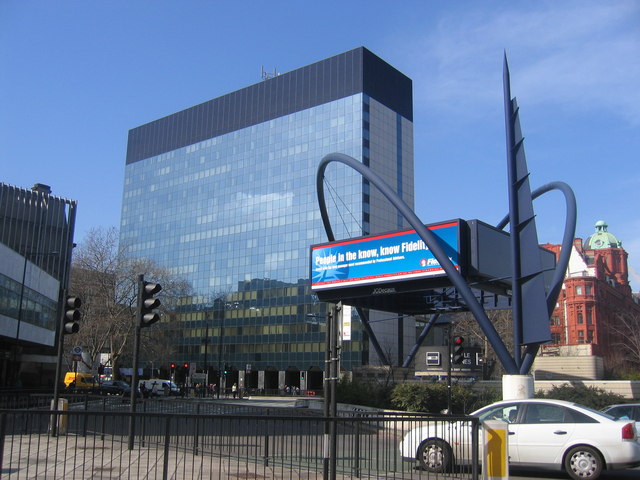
[2,1,639,289]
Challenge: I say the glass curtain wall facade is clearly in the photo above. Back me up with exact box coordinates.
[121,47,414,388]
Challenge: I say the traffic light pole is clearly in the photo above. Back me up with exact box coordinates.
[51,290,81,436]
[128,323,142,449]
[128,274,162,450]
[51,289,68,437]
[128,274,145,450]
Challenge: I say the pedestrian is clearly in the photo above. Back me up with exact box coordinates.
[232,383,237,398]
[140,382,148,399]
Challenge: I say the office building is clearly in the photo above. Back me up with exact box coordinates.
[0,183,77,387]
[120,47,414,390]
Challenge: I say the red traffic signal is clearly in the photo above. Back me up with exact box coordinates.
[170,363,176,369]
[183,363,189,369]
[452,336,465,364]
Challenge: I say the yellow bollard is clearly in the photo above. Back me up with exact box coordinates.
[483,420,508,480]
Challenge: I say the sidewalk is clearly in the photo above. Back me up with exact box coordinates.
[2,433,328,479]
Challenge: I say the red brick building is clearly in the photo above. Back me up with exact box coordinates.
[541,221,640,365]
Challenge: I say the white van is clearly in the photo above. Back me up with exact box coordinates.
[139,379,180,396]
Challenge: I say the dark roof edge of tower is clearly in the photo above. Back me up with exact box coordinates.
[125,46,412,165]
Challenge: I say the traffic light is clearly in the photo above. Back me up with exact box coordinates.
[170,363,176,370]
[452,336,465,364]
[63,296,81,334]
[183,363,189,369]
[139,280,162,327]
[223,363,229,375]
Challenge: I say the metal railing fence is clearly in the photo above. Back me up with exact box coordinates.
[0,407,480,480]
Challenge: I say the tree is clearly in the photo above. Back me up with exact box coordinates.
[69,227,192,378]
[605,310,640,376]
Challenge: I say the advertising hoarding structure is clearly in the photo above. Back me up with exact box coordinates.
[311,219,555,316]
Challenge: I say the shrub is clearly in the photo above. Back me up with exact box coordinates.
[536,384,624,410]
[336,378,393,409]
[390,382,501,414]
[391,382,448,413]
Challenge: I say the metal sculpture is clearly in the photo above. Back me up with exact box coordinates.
[314,56,576,374]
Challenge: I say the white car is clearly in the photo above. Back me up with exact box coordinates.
[602,403,640,433]
[399,398,640,480]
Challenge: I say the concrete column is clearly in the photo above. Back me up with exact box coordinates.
[502,374,534,400]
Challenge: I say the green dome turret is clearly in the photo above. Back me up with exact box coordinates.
[586,220,622,249]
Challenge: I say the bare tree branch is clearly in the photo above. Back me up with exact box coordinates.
[69,226,192,379]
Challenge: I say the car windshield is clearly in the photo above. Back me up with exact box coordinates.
[474,404,520,422]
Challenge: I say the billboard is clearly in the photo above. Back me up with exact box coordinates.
[311,220,462,292]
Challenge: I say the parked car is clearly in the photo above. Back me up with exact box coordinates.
[602,403,640,432]
[399,398,640,480]
[99,380,136,397]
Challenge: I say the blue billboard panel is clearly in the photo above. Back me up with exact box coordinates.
[311,220,462,291]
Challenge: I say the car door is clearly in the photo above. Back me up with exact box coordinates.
[511,403,576,467]
[477,403,521,463]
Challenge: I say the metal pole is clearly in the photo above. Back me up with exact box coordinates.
[51,288,68,436]
[128,324,141,450]
[322,309,331,480]
[329,303,340,480]
[128,274,144,450]
[447,324,452,415]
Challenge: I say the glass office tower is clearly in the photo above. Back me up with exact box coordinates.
[121,47,414,390]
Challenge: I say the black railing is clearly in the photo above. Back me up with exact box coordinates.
[0,397,480,479]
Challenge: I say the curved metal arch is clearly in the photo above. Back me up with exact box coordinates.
[317,152,518,374]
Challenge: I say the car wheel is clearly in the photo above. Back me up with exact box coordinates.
[564,445,603,480]
[417,439,452,473]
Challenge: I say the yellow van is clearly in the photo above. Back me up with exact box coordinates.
[64,372,97,389]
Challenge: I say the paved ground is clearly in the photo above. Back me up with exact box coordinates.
[2,433,330,479]
[0,396,429,479]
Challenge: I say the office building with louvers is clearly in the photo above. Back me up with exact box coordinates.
[120,47,415,391]
[0,183,77,387]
